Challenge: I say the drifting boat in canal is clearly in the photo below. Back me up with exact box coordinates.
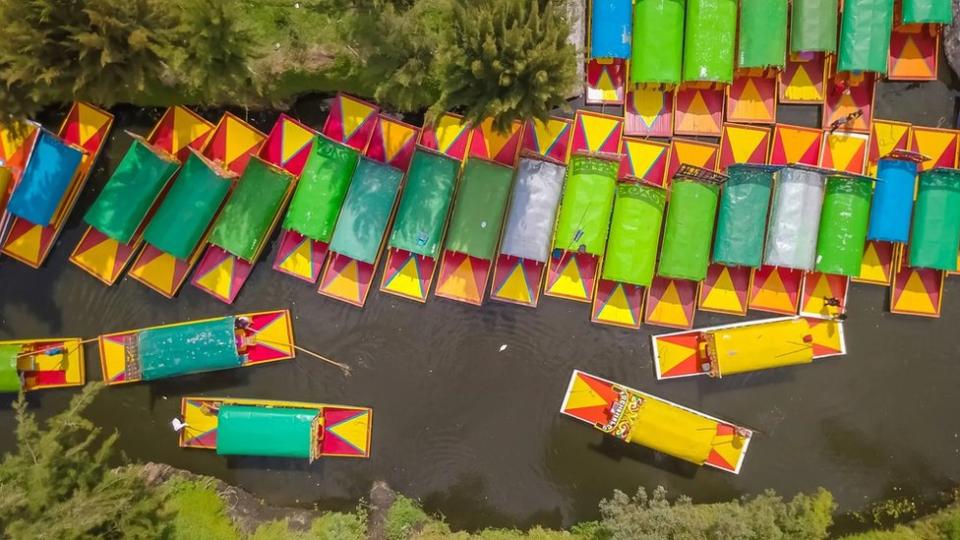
[0,338,86,392]
[560,370,752,473]
[178,396,372,460]
[98,310,294,385]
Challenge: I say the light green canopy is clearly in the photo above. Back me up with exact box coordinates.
[388,149,460,258]
[837,0,894,74]
[631,0,685,86]
[444,159,514,261]
[738,0,787,70]
[137,317,241,381]
[328,158,404,264]
[83,138,180,244]
[682,0,738,84]
[143,153,232,260]
[216,405,318,459]
[553,156,618,256]
[209,157,293,261]
[658,179,721,281]
[0,344,21,393]
[602,183,666,287]
[790,0,838,53]
[816,175,873,276]
[283,136,360,242]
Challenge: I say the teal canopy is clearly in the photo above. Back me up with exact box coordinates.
[216,405,317,459]
[388,149,460,258]
[0,344,21,393]
[137,317,241,381]
[143,153,232,260]
[84,138,180,243]
[328,158,404,264]
[209,157,293,261]
[444,159,514,261]
[283,136,360,242]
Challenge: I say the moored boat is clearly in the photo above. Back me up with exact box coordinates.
[178,396,372,460]
[0,338,85,392]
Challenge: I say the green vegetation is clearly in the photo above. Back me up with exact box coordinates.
[2,386,959,539]
[0,0,576,129]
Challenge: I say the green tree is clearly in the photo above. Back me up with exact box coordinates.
[0,384,169,538]
[598,486,835,540]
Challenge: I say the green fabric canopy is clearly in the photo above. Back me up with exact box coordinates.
[682,0,738,84]
[553,156,618,256]
[712,165,774,268]
[903,0,952,24]
[816,175,873,276]
[602,183,666,287]
[838,0,894,74]
[631,0,685,86]
[138,317,241,381]
[83,139,180,244]
[658,179,721,281]
[738,0,787,70]
[388,149,460,258]
[791,0,838,53]
[216,405,317,459]
[143,154,232,260]
[209,157,293,261]
[0,344,21,393]
[444,159,514,261]
[909,169,960,271]
[283,135,360,242]
[328,158,403,264]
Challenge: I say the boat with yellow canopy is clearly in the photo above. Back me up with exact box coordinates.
[560,370,752,473]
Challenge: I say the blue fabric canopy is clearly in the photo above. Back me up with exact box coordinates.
[7,130,84,226]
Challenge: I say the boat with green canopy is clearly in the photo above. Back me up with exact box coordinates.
[0,338,86,393]
[98,310,295,385]
[273,134,361,283]
[179,396,372,460]
[380,147,462,302]
[318,155,405,307]
[192,155,296,304]
[434,158,515,305]
[544,154,618,303]
[658,165,726,282]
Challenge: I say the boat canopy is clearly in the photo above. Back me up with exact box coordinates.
[84,138,180,244]
[791,0,838,53]
[210,157,293,261]
[444,159,514,261]
[816,175,873,276]
[553,156,617,256]
[589,0,632,60]
[837,0,894,74]
[388,149,460,258]
[328,157,403,264]
[764,166,826,271]
[713,164,775,268]
[500,158,566,263]
[216,405,318,459]
[0,344,21,393]
[903,0,953,24]
[682,0,737,84]
[602,182,665,287]
[630,0,685,86]
[658,178,720,282]
[6,130,84,226]
[283,135,359,242]
[627,396,717,465]
[143,153,232,260]
[705,318,814,376]
[137,317,241,381]
[738,0,788,70]
[910,168,960,271]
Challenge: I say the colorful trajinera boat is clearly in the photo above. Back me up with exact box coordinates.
[561,370,752,473]
[0,338,85,392]
[98,310,294,385]
[179,397,372,460]
[652,316,847,380]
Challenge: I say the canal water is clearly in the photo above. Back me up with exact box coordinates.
[1,81,960,532]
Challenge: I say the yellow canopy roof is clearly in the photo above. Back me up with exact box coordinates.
[627,397,718,465]
[707,318,813,376]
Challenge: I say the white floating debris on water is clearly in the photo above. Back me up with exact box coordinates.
[499,344,508,352]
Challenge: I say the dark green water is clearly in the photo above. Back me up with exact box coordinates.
[1,83,959,532]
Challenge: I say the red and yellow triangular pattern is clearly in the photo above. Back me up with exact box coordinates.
[890,245,944,317]
[318,253,377,307]
[769,124,823,166]
[819,130,869,174]
[259,114,317,177]
[570,110,623,157]
[644,276,697,329]
[434,251,491,306]
[718,123,771,170]
[726,74,777,124]
[419,112,472,162]
[521,117,572,164]
[800,272,849,319]
[148,106,214,162]
[779,52,826,104]
[202,113,267,174]
[867,119,912,176]
[618,137,670,186]
[544,252,599,303]
[823,73,875,133]
[366,115,420,171]
[585,59,626,105]
[854,240,896,285]
[888,23,939,81]
[749,265,802,314]
[469,118,523,166]
[675,85,724,137]
[591,279,644,329]
[697,264,751,316]
[909,126,959,171]
[490,255,544,307]
[668,138,719,180]
[322,93,379,151]
[625,87,674,138]
[272,231,328,283]
[380,249,436,303]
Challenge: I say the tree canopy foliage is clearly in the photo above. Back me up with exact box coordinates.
[0,0,577,130]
